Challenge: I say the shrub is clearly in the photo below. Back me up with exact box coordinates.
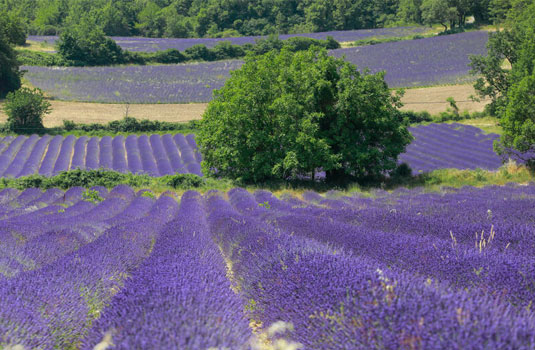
[184,44,214,61]
[199,47,412,183]
[165,173,205,188]
[3,87,50,134]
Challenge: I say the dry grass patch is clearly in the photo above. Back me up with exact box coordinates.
[399,84,489,114]
[0,100,207,127]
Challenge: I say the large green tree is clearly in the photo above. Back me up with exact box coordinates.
[470,0,535,163]
[198,47,412,183]
[0,32,22,98]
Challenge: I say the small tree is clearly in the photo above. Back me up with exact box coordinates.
[198,47,412,183]
[0,32,21,98]
[3,87,51,134]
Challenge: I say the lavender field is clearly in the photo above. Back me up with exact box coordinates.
[402,123,502,173]
[0,123,503,179]
[27,26,428,52]
[22,61,240,103]
[23,32,488,103]
[331,31,489,87]
[1,184,535,348]
[0,134,203,178]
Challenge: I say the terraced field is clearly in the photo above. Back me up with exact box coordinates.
[1,184,535,348]
[0,123,506,179]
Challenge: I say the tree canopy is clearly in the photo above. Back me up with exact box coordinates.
[198,47,412,183]
[57,20,127,66]
[469,0,535,163]
[0,32,21,98]
[0,0,496,38]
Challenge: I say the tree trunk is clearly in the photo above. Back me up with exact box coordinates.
[326,168,346,183]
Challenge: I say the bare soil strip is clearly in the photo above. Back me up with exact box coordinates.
[0,84,488,127]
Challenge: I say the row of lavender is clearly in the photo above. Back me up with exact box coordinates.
[23,31,488,103]
[0,123,505,179]
[401,122,503,173]
[0,133,202,178]
[27,26,428,52]
[1,183,534,348]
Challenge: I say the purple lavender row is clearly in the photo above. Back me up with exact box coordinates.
[232,189,535,307]
[83,191,252,349]
[137,134,160,176]
[18,135,52,177]
[150,134,174,175]
[125,135,143,173]
[85,136,100,170]
[0,193,179,348]
[0,135,27,175]
[162,134,185,173]
[38,135,63,176]
[98,136,113,169]
[2,190,155,279]
[70,136,88,170]
[0,136,14,154]
[52,135,75,175]
[112,135,128,173]
[2,135,39,177]
[205,191,535,349]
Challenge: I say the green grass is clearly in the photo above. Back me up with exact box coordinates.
[1,164,532,199]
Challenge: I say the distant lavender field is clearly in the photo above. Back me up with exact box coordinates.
[23,61,240,103]
[0,124,509,179]
[401,123,503,173]
[331,31,489,87]
[23,31,489,103]
[28,26,427,52]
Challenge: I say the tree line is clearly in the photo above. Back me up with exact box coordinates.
[0,0,506,38]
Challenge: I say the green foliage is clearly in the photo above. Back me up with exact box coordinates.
[61,117,200,134]
[198,47,412,183]
[3,87,50,134]
[400,110,433,123]
[495,71,535,161]
[164,173,205,189]
[81,189,103,204]
[140,190,156,199]
[0,10,26,45]
[16,48,68,66]
[421,0,458,31]
[57,20,126,66]
[470,0,535,162]
[4,0,495,39]
[0,32,21,98]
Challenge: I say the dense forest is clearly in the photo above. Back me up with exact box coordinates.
[0,0,503,38]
